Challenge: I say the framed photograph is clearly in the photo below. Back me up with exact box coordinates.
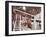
[5,1,45,36]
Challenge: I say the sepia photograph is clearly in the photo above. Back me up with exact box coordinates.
[5,1,45,36]
[12,6,41,31]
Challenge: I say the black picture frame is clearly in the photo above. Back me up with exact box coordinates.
[5,1,45,36]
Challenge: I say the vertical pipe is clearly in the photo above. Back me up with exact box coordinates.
[15,14,17,31]
[19,15,21,31]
